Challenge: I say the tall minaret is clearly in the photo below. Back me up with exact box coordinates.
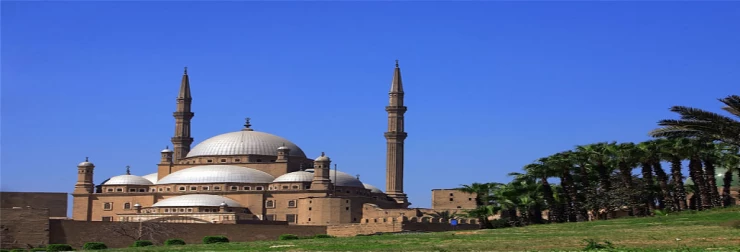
[171,67,194,162]
[385,60,409,206]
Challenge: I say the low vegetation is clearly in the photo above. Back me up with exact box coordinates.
[99,207,739,251]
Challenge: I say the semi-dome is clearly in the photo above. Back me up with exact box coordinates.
[305,169,365,188]
[273,171,314,183]
[363,183,383,194]
[103,175,153,185]
[186,130,306,158]
[142,173,158,184]
[156,165,275,185]
[152,194,243,208]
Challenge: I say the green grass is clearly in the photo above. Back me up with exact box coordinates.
[111,207,740,251]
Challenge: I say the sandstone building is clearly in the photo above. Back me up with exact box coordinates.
[72,62,467,225]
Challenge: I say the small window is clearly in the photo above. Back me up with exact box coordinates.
[102,216,112,222]
[116,188,123,192]
[106,188,113,192]
[256,159,262,162]
[179,187,186,191]
[234,158,241,162]
[103,202,112,210]
[139,188,146,192]
[308,218,311,221]
[457,206,462,209]
[305,186,310,190]
[129,188,136,192]
[207,159,213,163]
[166,187,171,191]
[202,186,210,191]
[266,200,275,208]
[124,203,131,210]
[449,193,454,196]
[469,198,472,201]
[449,198,454,201]
[270,160,275,162]
[230,186,238,191]
[214,186,221,191]
[164,208,170,213]
[292,185,299,190]
[220,159,227,163]
[288,200,296,208]
[179,208,185,212]
[243,186,250,190]
[282,186,289,190]
[265,214,275,221]
[308,207,312,211]
[190,186,197,191]
[255,186,263,190]
[345,207,349,211]
[286,214,296,223]
[346,200,349,203]
[150,188,156,192]
[204,208,210,213]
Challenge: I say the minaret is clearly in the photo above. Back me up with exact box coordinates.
[74,157,95,194]
[311,152,332,191]
[385,60,409,206]
[171,67,194,162]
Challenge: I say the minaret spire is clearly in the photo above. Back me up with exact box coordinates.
[171,67,195,162]
[384,60,409,206]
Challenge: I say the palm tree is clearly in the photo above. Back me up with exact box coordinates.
[699,140,722,207]
[650,95,740,148]
[659,138,689,210]
[636,140,660,213]
[613,142,640,216]
[523,161,561,223]
[430,210,459,222]
[508,172,545,224]
[456,182,499,228]
[576,142,617,219]
[717,144,740,207]
[680,138,713,210]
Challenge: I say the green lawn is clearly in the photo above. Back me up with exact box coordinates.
[114,207,740,251]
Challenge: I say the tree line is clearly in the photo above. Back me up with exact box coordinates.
[457,95,740,228]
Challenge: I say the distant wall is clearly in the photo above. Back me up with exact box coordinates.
[0,192,68,218]
[48,220,327,248]
[0,208,50,249]
[327,219,479,237]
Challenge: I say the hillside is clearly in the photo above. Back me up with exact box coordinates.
[114,207,740,251]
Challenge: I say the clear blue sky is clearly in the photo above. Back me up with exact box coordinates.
[2,2,739,212]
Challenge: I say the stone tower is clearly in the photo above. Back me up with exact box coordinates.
[311,152,332,191]
[74,157,95,194]
[171,67,194,162]
[385,60,409,206]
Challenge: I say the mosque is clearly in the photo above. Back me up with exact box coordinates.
[71,62,429,225]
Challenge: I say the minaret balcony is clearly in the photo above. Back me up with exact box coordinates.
[384,132,408,140]
[385,106,407,113]
[172,111,195,118]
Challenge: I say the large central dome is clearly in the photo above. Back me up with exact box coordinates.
[186,130,306,158]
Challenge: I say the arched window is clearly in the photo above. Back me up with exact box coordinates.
[103,203,112,210]
[266,200,275,208]
[123,203,131,209]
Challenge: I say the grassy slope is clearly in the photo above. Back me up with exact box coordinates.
[114,207,740,251]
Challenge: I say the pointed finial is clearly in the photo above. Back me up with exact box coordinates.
[321,152,325,157]
[244,117,251,129]
[165,145,169,149]
[125,165,131,175]
[395,60,399,68]
[356,174,360,180]
[184,67,188,75]
[85,157,89,162]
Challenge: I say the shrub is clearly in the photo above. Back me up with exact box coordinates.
[488,218,512,229]
[202,236,229,244]
[30,249,47,252]
[45,244,74,252]
[165,239,186,246]
[132,240,154,247]
[313,234,334,239]
[1,249,11,252]
[582,239,615,250]
[278,234,300,240]
[11,249,27,252]
[83,242,107,250]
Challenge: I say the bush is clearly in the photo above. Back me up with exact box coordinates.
[165,239,186,246]
[45,244,74,252]
[582,239,615,250]
[313,234,334,239]
[488,218,512,229]
[30,249,47,252]
[132,240,154,247]
[278,234,300,240]
[83,242,107,250]
[11,249,27,252]
[202,236,229,244]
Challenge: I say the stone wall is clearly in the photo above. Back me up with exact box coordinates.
[48,220,327,249]
[0,208,51,249]
[0,192,68,217]
[327,220,479,237]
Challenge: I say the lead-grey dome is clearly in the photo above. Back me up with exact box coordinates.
[142,173,158,184]
[305,169,365,188]
[273,171,314,183]
[103,175,153,185]
[152,194,243,208]
[186,130,306,158]
[156,165,275,185]
[363,183,383,194]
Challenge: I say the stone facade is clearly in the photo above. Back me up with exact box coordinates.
[0,192,68,218]
[0,208,51,249]
[431,189,478,212]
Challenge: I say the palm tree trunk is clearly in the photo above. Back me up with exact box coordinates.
[540,177,559,223]
[703,159,721,207]
[689,157,712,210]
[561,171,582,222]
[652,162,672,210]
[617,162,636,216]
[640,162,656,215]
[721,169,733,206]
[670,157,688,210]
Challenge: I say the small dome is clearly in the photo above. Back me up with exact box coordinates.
[363,183,383,194]
[103,175,153,185]
[273,171,314,183]
[305,169,364,188]
[156,165,275,185]
[152,194,243,208]
[314,152,330,162]
[134,203,141,207]
[186,130,306,158]
[142,173,158,184]
[278,146,290,150]
[161,148,173,153]
[78,157,94,167]
[220,202,228,207]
